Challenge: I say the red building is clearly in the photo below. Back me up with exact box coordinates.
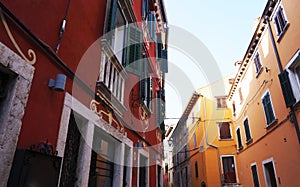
[0,0,168,186]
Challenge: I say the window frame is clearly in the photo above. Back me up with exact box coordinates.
[216,96,227,109]
[137,148,150,187]
[238,87,244,104]
[262,158,279,187]
[243,117,252,143]
[253,52,263,76]
[195,161,199,178]
[272,4,289,40]
[236,127,243,150]
[217,122,232,140]
[251,162,260,187]
[261,90,277,127]
[286,50,300,104]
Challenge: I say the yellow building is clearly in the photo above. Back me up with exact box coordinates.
[171,75,241,187]
[228,0,300,186]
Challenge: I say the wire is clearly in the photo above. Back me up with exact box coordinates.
[233,79,272,122]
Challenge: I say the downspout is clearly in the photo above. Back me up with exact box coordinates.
[203,97,223,187]
[266,18,300,144]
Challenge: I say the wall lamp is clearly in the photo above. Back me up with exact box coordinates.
[48,74,66,92]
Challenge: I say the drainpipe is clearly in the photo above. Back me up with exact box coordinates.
[266,18,300,144]
[203,97,223,187]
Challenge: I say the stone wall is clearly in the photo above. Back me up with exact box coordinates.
[0,42,35,187]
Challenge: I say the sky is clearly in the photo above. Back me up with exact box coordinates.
[163,0,268,126]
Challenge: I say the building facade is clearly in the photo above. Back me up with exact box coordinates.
[0,0,168,186]
[170,75,239,187]
[189,76,239,187]
[228,0,300,186]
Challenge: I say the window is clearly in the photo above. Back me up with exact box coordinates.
[263,158,278,187]
[273,5,288,38]
[184,145,187,159]
[193,133,197,148]
[236,127,243,150]
[147,11,157,42]
[216,96,227,109]
[140,59,153,111]
[254,52,263,74]
[138,149,149,187]
[262,91,276,126]
[195,162,199,178]
[105,0,142,75]
[286,50,300,104]
[218,122,232,140]
[142,0,149,20]
[232,101,236,116]
[238,88,243,103]
[243,118,252,143]
[251,163,260,187]
[114,6,126,64]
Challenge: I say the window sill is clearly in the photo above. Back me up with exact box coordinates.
[276,23,290,43]
[237,146,243,151]
[219,138,233,141]
[266,119,278,130]
[246,138,253,145]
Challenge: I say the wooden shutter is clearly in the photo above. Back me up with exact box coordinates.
[237,128,242,149]
[244,119,251,141]
[157,34,162,58]
[140,59,147,101]
[278,70,296,108]
[219,122,231,139]
[147,77,153,110]
[125,24,143,76]
[262,92,275,124]
[156,95,161,128]
[106,0,118,33]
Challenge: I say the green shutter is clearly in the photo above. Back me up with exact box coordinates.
[278,70,296,108]
[156,97,161,128]
[157,34,162,58]
[263,93,275,124]
[106,0,118,33]
[160,50,168,73]
[125,24,143,76]
[140,59,147,101]
[147,77,153,110]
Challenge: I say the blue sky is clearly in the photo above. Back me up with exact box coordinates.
[164,0,268,125]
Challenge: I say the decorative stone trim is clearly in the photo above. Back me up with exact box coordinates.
[57,93,133,187]
[0,42,35,187]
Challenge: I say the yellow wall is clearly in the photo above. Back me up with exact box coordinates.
[188,76,238,187]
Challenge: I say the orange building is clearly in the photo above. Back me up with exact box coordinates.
[228,0,300,186]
